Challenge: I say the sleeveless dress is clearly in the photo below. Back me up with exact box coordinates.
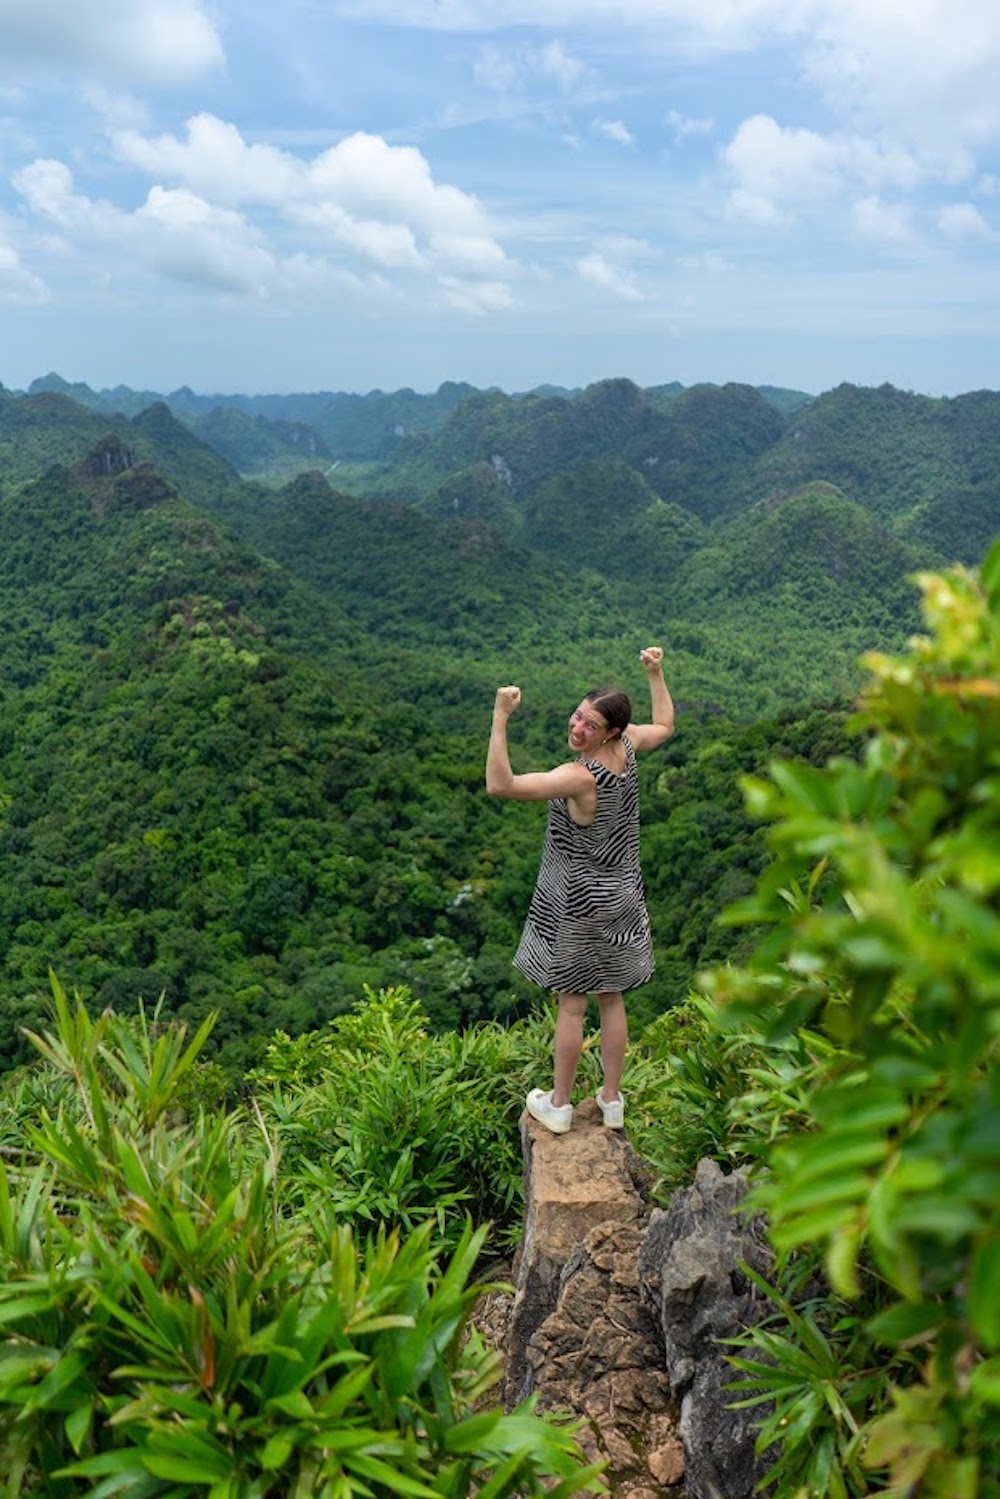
[513,734,654,993]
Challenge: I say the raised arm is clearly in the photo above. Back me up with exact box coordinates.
[486,686,595,803]
[627,646,676,753]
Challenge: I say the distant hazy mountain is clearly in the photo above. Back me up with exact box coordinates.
[20,370,814,468]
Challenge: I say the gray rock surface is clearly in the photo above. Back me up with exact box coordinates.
[638,1158,774,1499]
[502,1108,774,1499]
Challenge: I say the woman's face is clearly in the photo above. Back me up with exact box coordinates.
[568,700,610,754]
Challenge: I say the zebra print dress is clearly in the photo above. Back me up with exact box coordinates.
[513,734,654,993]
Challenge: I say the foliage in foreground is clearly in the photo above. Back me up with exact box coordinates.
[691,541,1000,1497]
[0,982,603,1498]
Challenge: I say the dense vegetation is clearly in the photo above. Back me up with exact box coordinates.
[701,544,1000,1497]
[0,545,995,1495]
[0,366,995,1495]
[0,983,603,1496]
[0,373,995,1084]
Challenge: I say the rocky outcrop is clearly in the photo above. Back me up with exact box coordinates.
[507,1097,646,1404]
[639,1159,773,1499]
[504,1106,773,1498]
[75,434,178,516]
[505,1099,683,1495]
[80,433,136,478]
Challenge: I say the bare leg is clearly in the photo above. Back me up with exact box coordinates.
[552,991,588,1106]
[597,990,627,1102]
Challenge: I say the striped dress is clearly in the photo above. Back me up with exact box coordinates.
[513,734,654,993]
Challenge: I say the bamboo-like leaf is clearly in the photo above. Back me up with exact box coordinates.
[968,1235,1000,1349]
[261,1431,296,1471]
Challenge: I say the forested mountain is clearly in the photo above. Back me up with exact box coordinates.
[749,381,1000,562]
[0,375,995,1082]
[0,390,244,508]
[336,376,998,561]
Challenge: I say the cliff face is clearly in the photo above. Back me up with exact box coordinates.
[503,1100,773,1499]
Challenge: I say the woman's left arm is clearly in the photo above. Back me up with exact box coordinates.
[627,646,675,753]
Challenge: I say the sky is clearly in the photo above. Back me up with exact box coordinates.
[0,0,998,399]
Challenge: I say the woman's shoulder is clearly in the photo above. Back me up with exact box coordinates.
[581,746,629,780]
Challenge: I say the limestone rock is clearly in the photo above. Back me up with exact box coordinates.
[503,1108,780,1498]
[638,1158,773,1499]
[506,1097,645,1404]
[505,1099,685,1493]
[80,433,136,478]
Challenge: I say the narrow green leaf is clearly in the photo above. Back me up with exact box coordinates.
[64,1401,94,1457]
[968,1236,1000,1349]
[773,1170,871,1216]
[144,1451,230,1482]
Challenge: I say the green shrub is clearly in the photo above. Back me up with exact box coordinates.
[0,978,604,1497]
[251,986,556,1254]
[699,540,1000,1497]
[624,991,852,1193]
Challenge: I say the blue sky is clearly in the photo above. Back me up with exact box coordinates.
[1,0,998,398]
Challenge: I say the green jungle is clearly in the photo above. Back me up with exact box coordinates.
[0,372,996,1497]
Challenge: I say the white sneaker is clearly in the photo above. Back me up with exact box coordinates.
[596,1090,624,1129]
[526,1089,573,1134]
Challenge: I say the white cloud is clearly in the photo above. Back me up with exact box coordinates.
[309,133,487,237]
[429,231,511,277]
[725,189,782,225]
[13,158,123,235]
[851,194,914,245]
[472,37,592,98]
[603,234,655,260]
[724,113,926,222]
[803,0,1000,149]
[113,114,302,205]
[724,116,845,219]
[678,251,733,271]
[19,117,516,310]
[472,46,522,94]
[115,117,517,291]
[0,0,223,84]
[937,201,992,238]
[0,237,46,302]
[438,275,516,311]
[593,118,635,146]
[14,158,277,292]
[334,0,1000,161]
[577,250,647,301]
[291,202,425,269]
[323,0,792,35]
[134,188,276,291]
[667,108,715,140]
[83,88,149,130]
[529,39,589,92]
[283,252,398,300]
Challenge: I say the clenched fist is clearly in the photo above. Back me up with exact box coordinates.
[494,685,522,716]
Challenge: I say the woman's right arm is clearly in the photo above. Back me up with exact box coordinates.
[486,687,594,802]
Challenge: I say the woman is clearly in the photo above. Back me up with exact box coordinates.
[486,647,675,1134]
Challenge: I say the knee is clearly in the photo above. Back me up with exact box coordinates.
[558,991,589,1018]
